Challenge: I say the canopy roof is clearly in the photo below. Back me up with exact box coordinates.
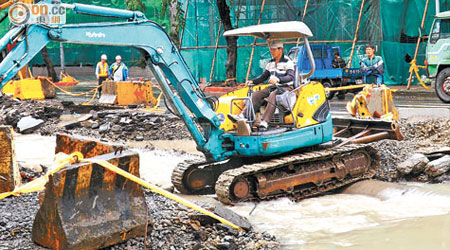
[223,21,313,39]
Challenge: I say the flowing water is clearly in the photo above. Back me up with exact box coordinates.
[14,134,450,250]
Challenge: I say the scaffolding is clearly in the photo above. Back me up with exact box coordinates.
[179,0,448,85]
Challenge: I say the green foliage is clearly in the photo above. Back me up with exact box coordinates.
[125,0,146,11]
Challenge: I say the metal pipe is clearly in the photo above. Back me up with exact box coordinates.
[436,0,440,14]
[352,131,390,144]
[63,3,145,20]
[209,22,222,83]
[59,42,65,73]
[299,36,315,80]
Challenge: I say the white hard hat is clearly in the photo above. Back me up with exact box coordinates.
[101,54,107,60]
[268,40,284,49]
[115,55,122,60]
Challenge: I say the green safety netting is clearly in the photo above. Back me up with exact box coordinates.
[179,0,449,85]
[0,0,169,67]
[0,0,448,85]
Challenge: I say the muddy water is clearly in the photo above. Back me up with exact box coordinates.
[14,135,450,250]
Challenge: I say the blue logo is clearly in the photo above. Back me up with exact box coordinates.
[218,113,225,124]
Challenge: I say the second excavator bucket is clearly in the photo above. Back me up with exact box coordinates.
[346,85,399,121]
[333,117,404,146]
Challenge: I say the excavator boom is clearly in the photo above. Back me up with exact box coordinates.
[0,3,232,161]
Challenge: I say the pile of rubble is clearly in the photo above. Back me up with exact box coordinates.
[0,95,191,142]
[372,118,450,183]
[0,95,62,133]
[0,192,280,250]
[53,109,191,142]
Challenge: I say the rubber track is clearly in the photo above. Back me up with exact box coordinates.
[215,144,379,204]
[171,159,209,194]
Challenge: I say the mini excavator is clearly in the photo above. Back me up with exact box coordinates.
[0,1,379,204]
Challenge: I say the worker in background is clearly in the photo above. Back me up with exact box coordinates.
[228,40,295,129]
[109,55,129,82]
[332,51,346,68]
[95,54,109,96]
[360,44,385,85]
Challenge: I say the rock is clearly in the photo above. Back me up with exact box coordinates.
[99,123,111,133]
[194,230,208,241]
[214,205,252,231]
[80,120,94,128]
[43,107,63,118]
[89,110,98,120]
[120,117,132,125]
[17,116,44,133]
[425,155,450,177]
[111,125,121,132]
[190,214,218,226]
[217,241,237,250]
[135,135,144,141]
[91,122,99,129]
[397,153,429,175]
[112,116,120,124]
[432,174,450,183]
[416,173,429,183]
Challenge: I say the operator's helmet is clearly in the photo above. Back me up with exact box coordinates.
[116,55,122,60]
[101,54,107,60]
[268,40,284,49]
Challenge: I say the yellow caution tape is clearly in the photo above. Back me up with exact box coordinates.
[409,59,431,89]
[325,84,370,92]
[49,80,104,97]
[0,152,82,200]
[147,85,164,112]
[81,156,245,232]
[82,88,98,106]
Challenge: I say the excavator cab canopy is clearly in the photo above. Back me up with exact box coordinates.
[223,21,313,39]
[224,21,316,83]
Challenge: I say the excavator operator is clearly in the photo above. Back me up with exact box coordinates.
[228,40,295,129]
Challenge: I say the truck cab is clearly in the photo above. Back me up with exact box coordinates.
[426,11,450,103]
[288,44,363,99]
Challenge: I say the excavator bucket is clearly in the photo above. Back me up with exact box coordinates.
[32,135,148,250]
[346,85,399,120]
[333,117,404,146]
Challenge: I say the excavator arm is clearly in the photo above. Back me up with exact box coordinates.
[0,3,231,161]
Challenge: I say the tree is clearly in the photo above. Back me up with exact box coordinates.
[41,47,58,82]
[162,0,185,47]
[125,0,146,11]
[216,0,237,86]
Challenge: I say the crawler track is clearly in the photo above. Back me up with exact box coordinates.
[215,144,379,204]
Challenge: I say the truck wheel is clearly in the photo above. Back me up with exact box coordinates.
[322,81,335,100]
[436,68,450,103]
